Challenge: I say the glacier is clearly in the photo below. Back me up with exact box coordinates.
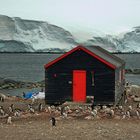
[0,15,140,52]
[0,15,77,52]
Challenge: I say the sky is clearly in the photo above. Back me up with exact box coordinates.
[0,0,140,34]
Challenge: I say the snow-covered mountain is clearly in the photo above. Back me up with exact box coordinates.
[83,27,140,52]
[0,15,77,52]
[0,15,140,52]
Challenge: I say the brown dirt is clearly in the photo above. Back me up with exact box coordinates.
[0,115,140,140]
[0,98,140,140]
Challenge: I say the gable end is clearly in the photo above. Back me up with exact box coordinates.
[44,45,116,69]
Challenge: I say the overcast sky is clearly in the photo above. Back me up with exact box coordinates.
[0,0,140,34]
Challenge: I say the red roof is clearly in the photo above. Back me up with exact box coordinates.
[44,45,116,69]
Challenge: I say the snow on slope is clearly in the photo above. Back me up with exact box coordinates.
[83,27,140,52]
[13,17,77,52]
[0,15,140,52]
[0,15,77,52]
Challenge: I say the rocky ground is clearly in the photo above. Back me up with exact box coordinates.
[0,116,140,140]
[0,84,140,140]
[0,77,45,90]
[125,69,140,74]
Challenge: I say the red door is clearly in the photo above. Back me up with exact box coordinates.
[73,70,86,102]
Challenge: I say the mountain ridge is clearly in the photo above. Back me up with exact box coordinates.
[0,15,77,52]
[0,15,140,52]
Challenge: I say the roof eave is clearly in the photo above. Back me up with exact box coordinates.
[44,45,116,69]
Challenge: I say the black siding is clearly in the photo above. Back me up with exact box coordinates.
[45,50,115,104]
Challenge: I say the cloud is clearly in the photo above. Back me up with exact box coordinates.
[0,0,140,33]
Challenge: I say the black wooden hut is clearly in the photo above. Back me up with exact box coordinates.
[44,45,125,105]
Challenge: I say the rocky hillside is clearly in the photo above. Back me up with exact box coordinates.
[0,15,140,52]
[0,15,77,52]
[84,27,140,52]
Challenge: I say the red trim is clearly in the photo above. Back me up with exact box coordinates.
[44,46,82,69]
[44,45,116,69]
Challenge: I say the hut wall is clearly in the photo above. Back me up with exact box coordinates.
[45,50,115,104]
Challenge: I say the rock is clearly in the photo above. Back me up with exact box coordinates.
[133,97,140,102]
[1,84,10,89]
[84,116,92,120]
[0,114,8,119]
[56,117,62,121]
[114,116,121,120]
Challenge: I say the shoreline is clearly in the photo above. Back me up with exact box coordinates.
[0,77,44,90]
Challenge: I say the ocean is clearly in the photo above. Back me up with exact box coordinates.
[0,53,60,82]
[0,53,140,84]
